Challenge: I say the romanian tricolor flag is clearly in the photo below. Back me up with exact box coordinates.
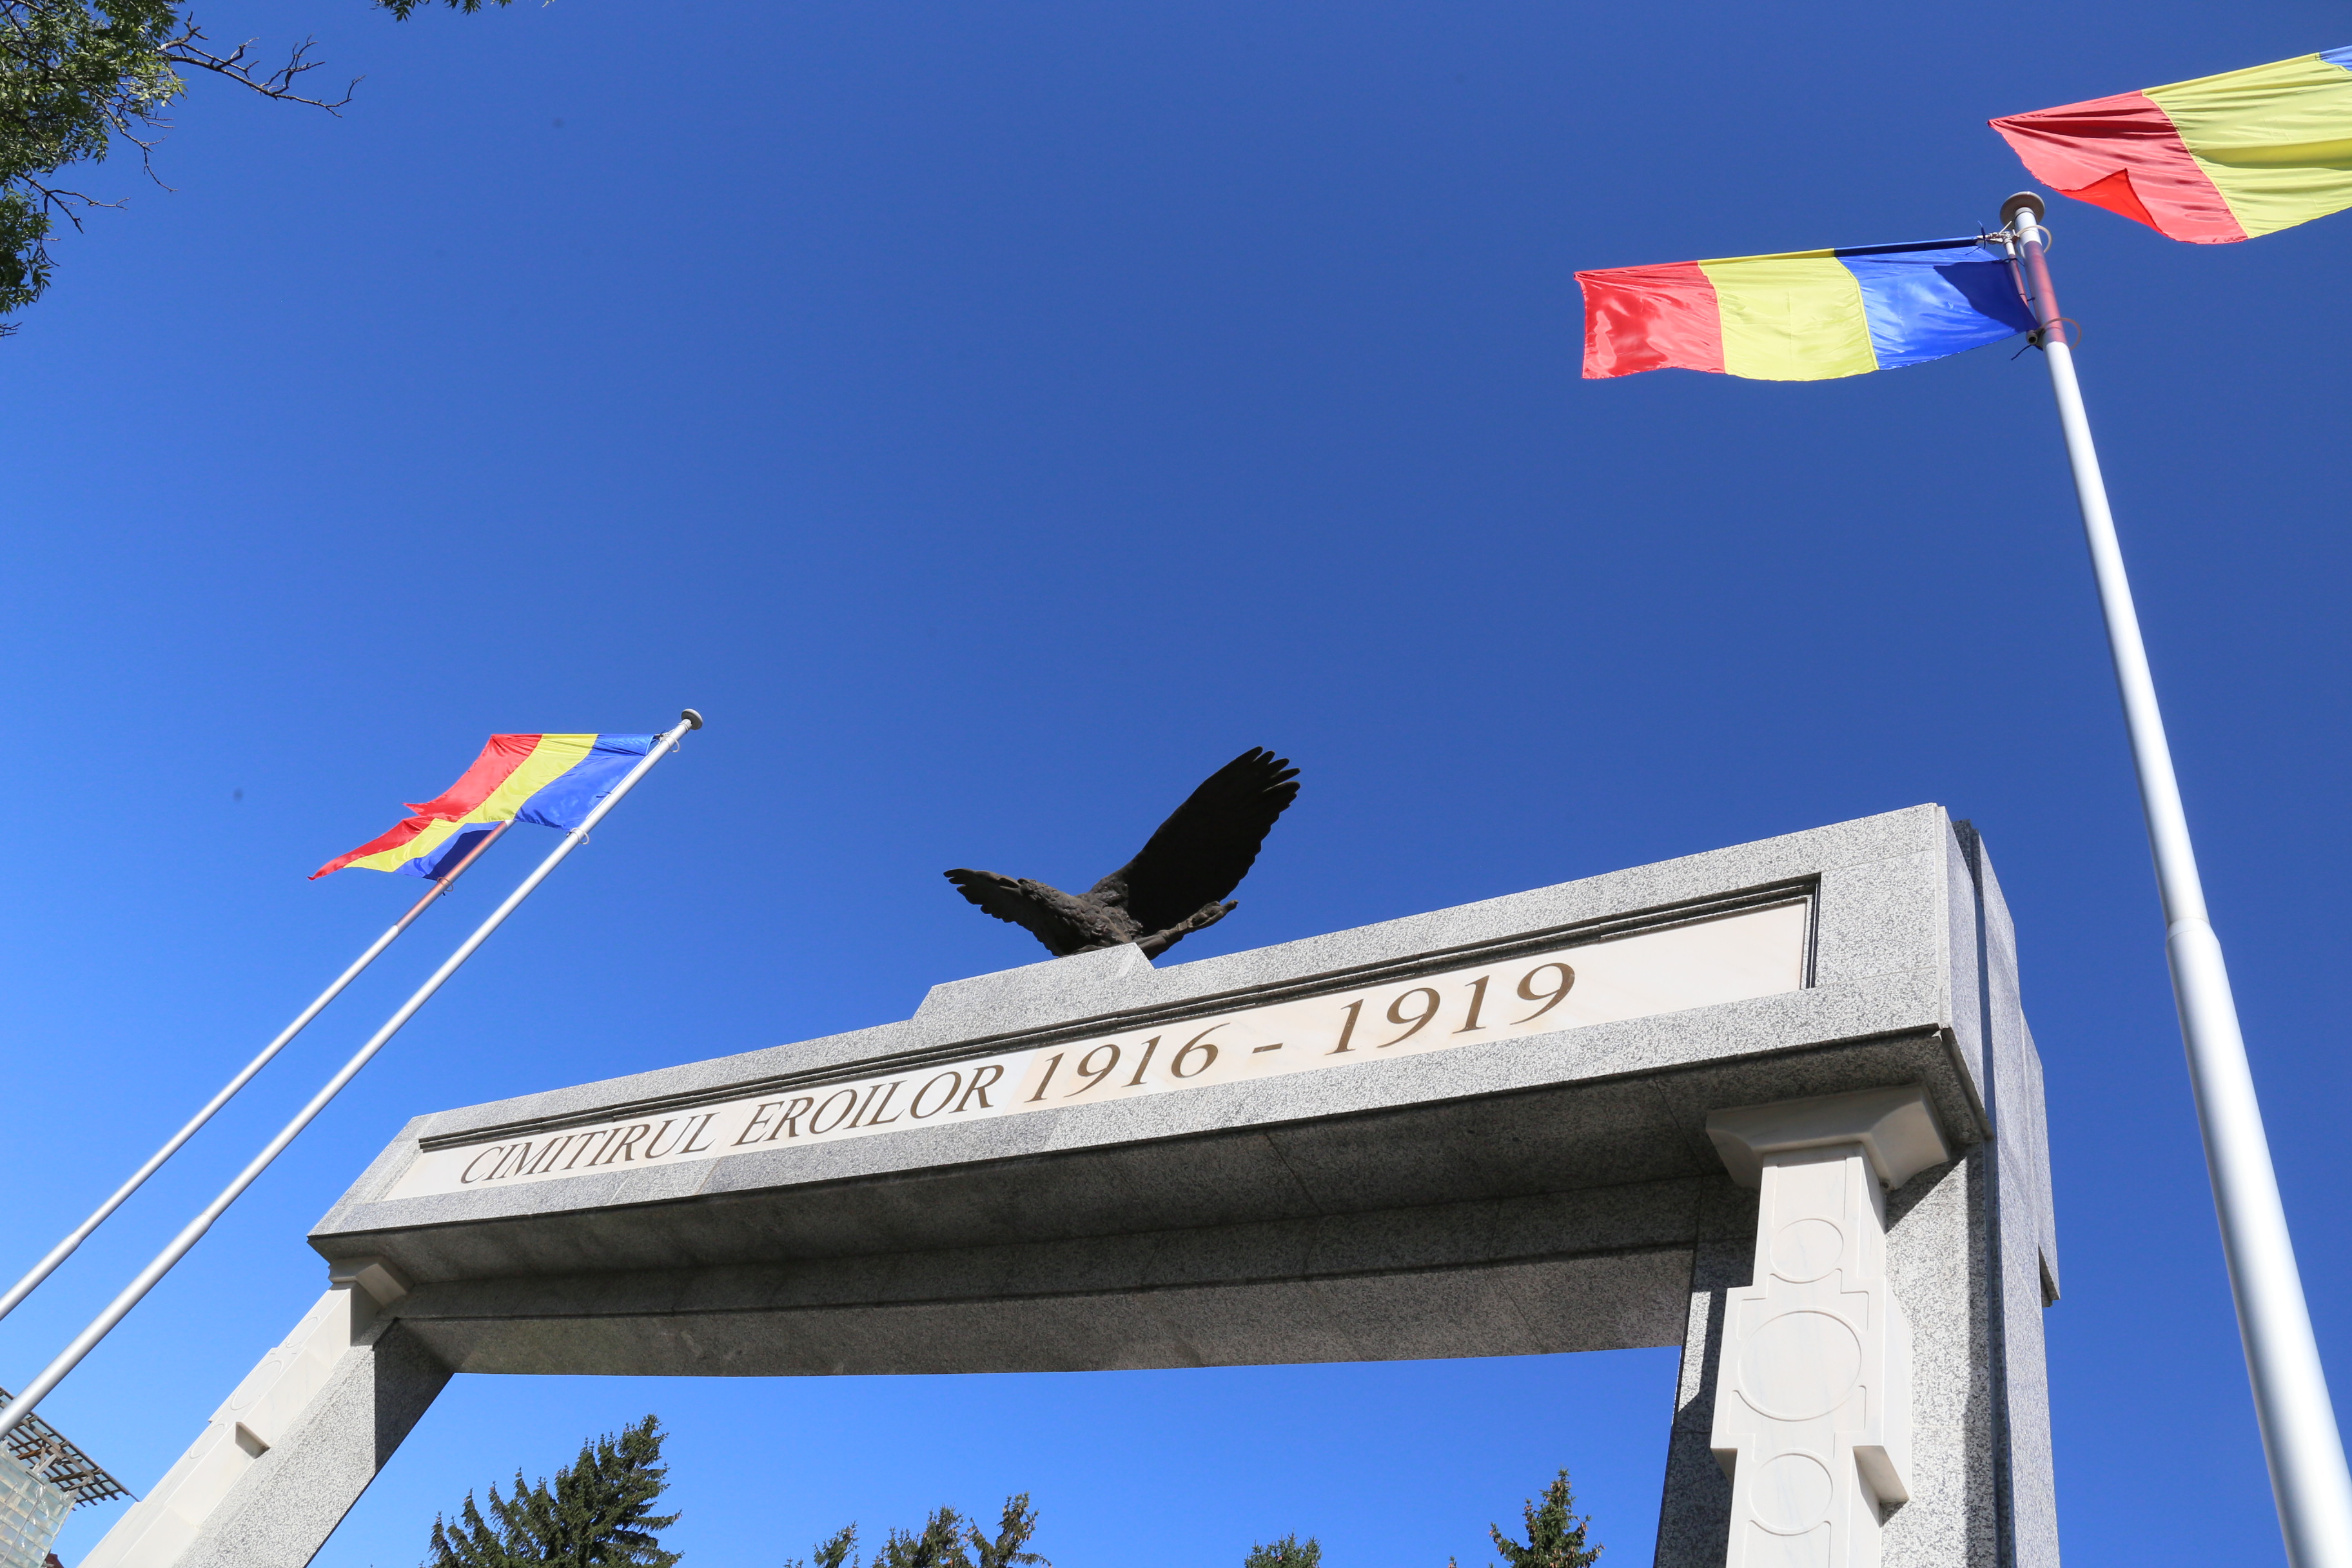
[1576,238,2035,382]
[313,733,656,880]
[1994,47,2352,243]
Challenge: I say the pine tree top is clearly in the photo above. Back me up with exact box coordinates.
[425,1414,680,1568]
[1447,1469,1601,1568]
[787,1494,1049,1568]
[1243,1533,1323,1568]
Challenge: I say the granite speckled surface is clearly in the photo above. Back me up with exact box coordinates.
[170,1317,448,1568]
[126,805,2059,1568]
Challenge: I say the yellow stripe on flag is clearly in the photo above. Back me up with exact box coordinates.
[2150,54,2352,239]
[341,734,597,874]
[462,734,596,825]
[346,816,466,874]
[1696,251,1878,382]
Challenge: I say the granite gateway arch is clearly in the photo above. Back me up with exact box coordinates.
[85,805,2059,1568]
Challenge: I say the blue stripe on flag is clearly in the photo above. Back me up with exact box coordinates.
[1839,246,2036,370]
[516,734,658,832]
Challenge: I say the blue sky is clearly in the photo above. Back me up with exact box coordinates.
[6,1,2351,1563]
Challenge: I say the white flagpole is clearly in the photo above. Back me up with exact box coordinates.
[0,710,703,1443]
[2003,192,2352,1568]
[0,821,513,1327]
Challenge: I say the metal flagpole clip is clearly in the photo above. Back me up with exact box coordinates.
[2026,316,2082,351]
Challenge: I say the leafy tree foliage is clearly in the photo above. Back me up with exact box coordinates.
[0,0,500,329]
[426,1413,682,1568]
[1449,1469,1602,1568]
[786,1494,1048,1568]
[1243,1533,1323,1568]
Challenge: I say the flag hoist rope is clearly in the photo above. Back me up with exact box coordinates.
[0,709,704,1444]
[0,822,514,1329]
[2004,193,2352,1568]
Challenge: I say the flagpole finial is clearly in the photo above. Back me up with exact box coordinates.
[680,709,705,730]
[2000,191,2046,231]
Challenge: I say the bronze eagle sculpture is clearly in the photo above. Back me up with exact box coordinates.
[945,747,1300,959]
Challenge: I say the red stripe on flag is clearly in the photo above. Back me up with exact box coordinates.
[402,734,544,818]
[2063,168,2162,230]
[1991,92,2246,244]
[310,816,432,880]
[310,734,544,880]
[1576,262,1723,379]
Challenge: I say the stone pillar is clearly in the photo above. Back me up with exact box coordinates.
[79,1260,447,1568]
[1700,1086,1952,1568]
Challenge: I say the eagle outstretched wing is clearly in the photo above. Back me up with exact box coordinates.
[1102,747,1300,934]
[943,868,1088,952]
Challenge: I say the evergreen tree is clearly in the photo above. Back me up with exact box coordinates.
[789,1494,1049,1568]
[874,1506,969,1568]
[426,1414,681,1568]
[1244,1534,1322,1568]
[783,1525,859,1568]
[1449,1469,1600,1568]
[967,1494,1047,1568]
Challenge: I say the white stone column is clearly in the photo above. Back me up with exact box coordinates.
[80,1259,442,1568]
[1703,1086,1952,1568]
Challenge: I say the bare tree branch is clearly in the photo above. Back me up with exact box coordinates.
[22,177,126,233]
[163,19,357,112]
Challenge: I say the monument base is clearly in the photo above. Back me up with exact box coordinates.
[85,805,2058,1568]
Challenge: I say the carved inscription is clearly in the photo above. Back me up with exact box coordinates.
[393,899,1808,1199]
